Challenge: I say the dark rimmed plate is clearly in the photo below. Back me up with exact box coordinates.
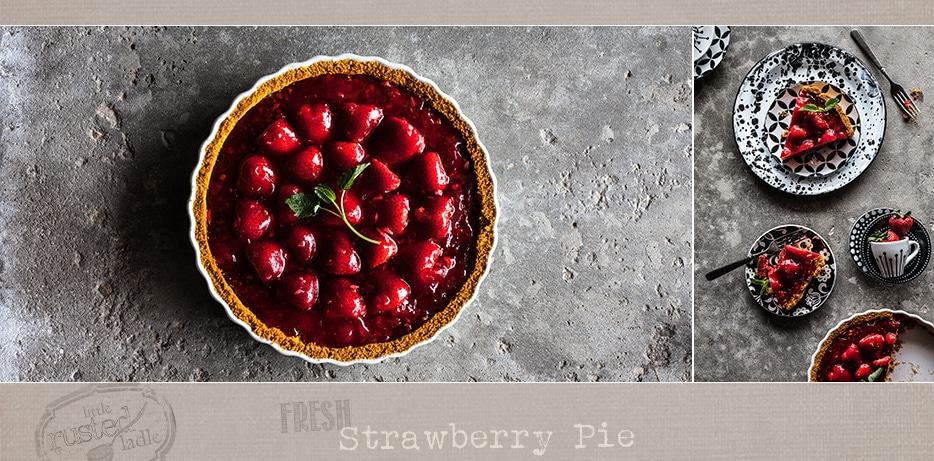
[733,42,886,195]
[744,224,836,317]
[693,26,731,80]
[849,208,931,283]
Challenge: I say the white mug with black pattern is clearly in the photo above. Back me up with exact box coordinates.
[870,238,921,278]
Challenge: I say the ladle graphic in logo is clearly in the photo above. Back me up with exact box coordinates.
[35,385,175,460]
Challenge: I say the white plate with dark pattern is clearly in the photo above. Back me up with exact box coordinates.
[766,81,860,177]
[849,207,931,284]
[745,224,836,317]
[733,43,886,195]
[694,26,731,80]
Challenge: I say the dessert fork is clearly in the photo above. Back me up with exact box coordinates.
[850,29,920,120]
[704,229,807,281]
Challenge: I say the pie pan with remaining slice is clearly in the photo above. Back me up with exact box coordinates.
[733,42,886,195]
[810,309,934,382]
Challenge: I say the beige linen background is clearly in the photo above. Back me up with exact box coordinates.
[3,383,933,459]
[2,3,934,460]
[0,0,932,24]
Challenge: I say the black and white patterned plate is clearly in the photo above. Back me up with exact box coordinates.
[745,225,836,317]
[733,43,886,195]
[693,26,731,80]
[766,81,860,177]
[849,207,931,283]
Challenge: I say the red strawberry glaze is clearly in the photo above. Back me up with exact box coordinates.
[206,74,478,348]
[816,318,901,382]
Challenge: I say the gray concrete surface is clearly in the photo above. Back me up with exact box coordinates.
[0,27,692,382]
[695,26,934,381]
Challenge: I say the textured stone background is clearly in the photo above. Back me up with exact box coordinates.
[695,26,934,381]
[0,27,692,382]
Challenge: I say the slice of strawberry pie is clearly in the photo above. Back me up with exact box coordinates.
[780,85,854,161]
[753,244,826,310]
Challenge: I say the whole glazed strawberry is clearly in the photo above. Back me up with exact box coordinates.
[888,211,914,237]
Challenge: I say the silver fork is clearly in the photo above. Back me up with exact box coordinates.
[704,228,808,281]
[850,29,920,120]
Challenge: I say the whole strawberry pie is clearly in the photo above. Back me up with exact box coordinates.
[192,57,496,362]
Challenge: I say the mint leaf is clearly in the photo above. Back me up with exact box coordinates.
[285,192,320,218]
[338,162,370,190]
[867,367,884,382]
[800,103,822,112]
[750,276,768,296]
[800,98,839,113]
[824,97,839,110]
[314,185,337,204]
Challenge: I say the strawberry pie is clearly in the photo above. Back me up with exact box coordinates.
[780,85,854,161]
[192,58,496,362]
[752,244,826,310]
[811,312,901,382]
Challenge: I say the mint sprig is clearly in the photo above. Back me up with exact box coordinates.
[339,163,369,190]
[800,97,840,113]
[314,184,336,204]
[285,192,322,219]
[286,163,379,245]
[750,276,768,296]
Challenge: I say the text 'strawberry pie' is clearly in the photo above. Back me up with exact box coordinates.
[191,56,496,364]
[811,311,901,382]
[780,84,854,161]
[752,244,826,310]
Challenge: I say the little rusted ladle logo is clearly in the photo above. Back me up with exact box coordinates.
[35,385,175,461]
